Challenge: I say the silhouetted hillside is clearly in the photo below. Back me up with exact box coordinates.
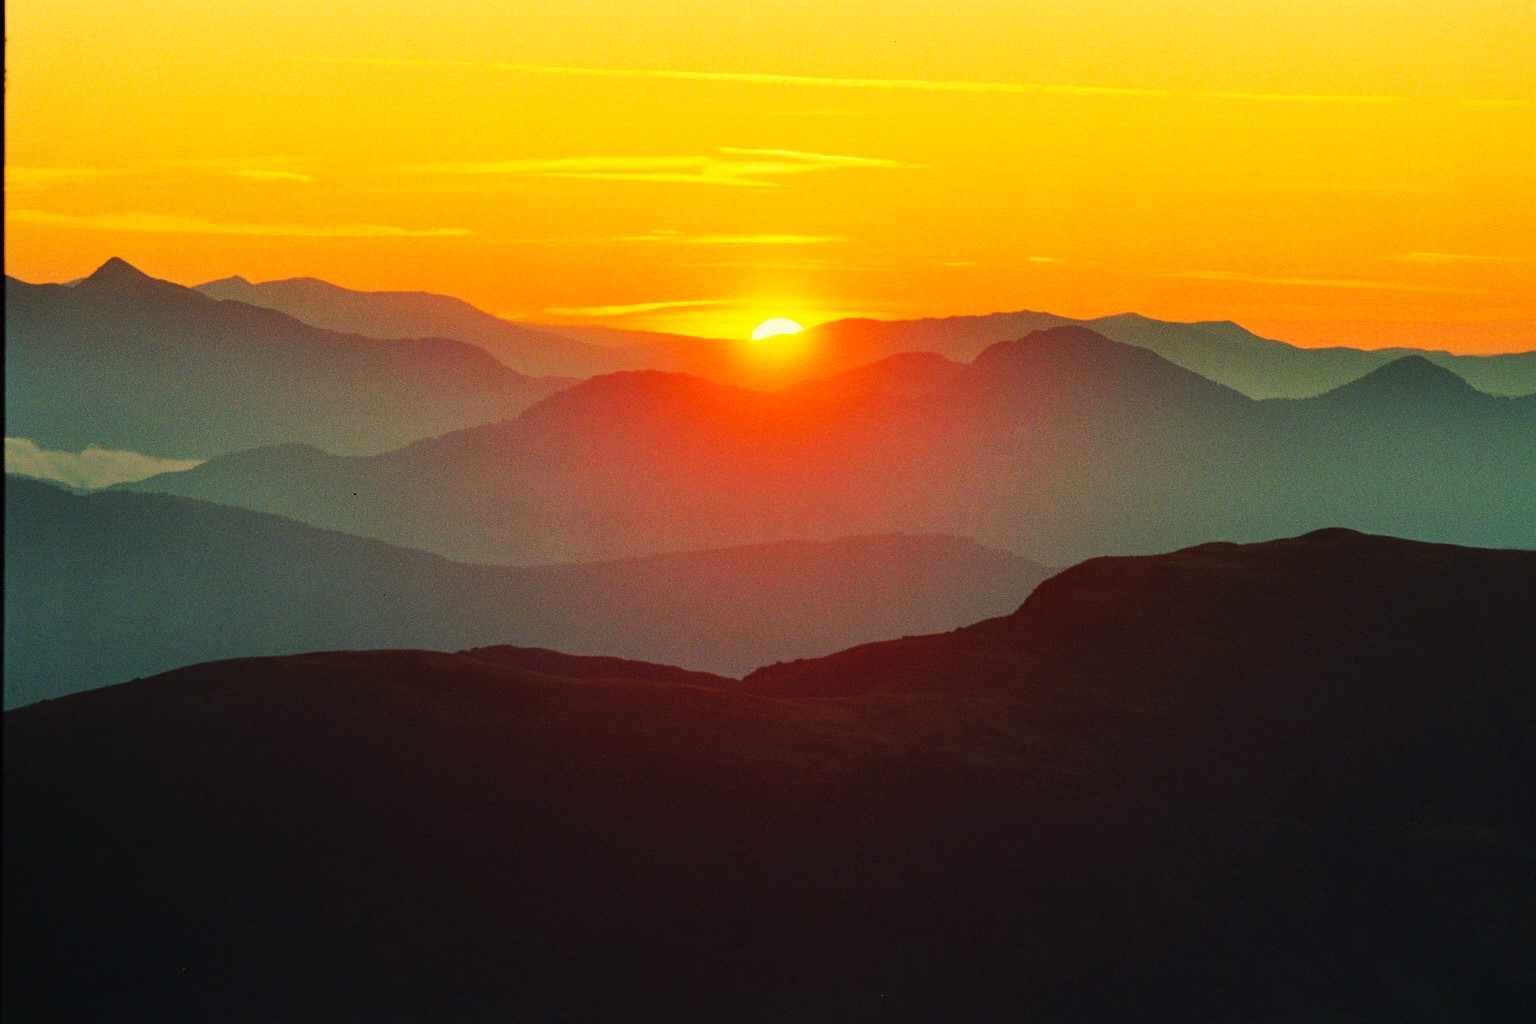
[5,477,1049,705]
[130,329,1536,564]
[191,269,1536,396]
[745,528,1536,697]
[196,274,628,377]
[1303,353,1494,413]
[809,309,1536,398]
[194,273,757,382]
[7,531,1532,1022]
[6,260,573,458]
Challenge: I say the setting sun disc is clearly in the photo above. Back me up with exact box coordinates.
[751,318,804,341]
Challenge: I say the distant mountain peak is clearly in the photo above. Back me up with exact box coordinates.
[1022,323,1124,346]
[73,257,202,303]
[86,256,154,282]
[969,324,1249,409]
[970,324,1139,370]
[1327,354,1482,403]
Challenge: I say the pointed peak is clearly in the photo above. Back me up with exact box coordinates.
[73,258,205,303]
[85,257,154,283]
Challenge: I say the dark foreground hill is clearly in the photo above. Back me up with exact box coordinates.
[6,531,1534,1022]
[5,260,572,459]
[4,477,1049,705]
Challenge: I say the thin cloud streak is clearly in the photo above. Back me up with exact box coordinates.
[6,209,470,238]
[540,298,735,317]
[1167,269,1512,296]
[6,162,317,193]
[613,232,843,245]
[1395,252,1509,264]
[717,147,912,168]
[226,169,314,182]
[322,56,1529,107]
[403,149,917,188]
[5,167,144,193]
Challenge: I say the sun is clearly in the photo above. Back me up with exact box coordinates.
[751,318,804,341]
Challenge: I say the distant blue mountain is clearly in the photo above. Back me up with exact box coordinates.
[7,259,574,459]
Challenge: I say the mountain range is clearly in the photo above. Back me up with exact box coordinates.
[7,529,1532,1022]
[195,273,637,378]
[6,259,573,459]
[805,310,1536,398]
[196,273,750,380]
[192,270,1536,397]
[126,325,1536,565]
[4,476,1050,706]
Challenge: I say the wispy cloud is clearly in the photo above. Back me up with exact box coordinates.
[225,168,314,182]
[4,167,143,193]
[1394,252,1509,264]
[540,298,735,317]
[5,438,202,490]
[6,161,316,193]
[403,147,917,188]
[6,209,470,238]
[715,147,910,168]
[325,56,1531,107]
[1271,181,1463,195]
[1166,269,1511,296]
[613,230,842,245]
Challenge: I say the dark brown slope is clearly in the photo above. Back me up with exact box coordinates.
[6,531,1534,1023]
[5,259,572,458]
[747,528,1536,700]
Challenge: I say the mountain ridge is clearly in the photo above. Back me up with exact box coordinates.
[183,268,1536,396]
[6,259,574,458]
[125,325,1536,564]
[5,475,1052,705]
[196,272,625,377]
[7,529,1532,1021]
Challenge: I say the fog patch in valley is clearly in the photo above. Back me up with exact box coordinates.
[5,437,202,490]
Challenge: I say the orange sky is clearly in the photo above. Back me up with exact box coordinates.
[5,0,1533,351]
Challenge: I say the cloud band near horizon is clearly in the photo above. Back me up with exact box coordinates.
[5,209,470,238]
[319,56,1531,108]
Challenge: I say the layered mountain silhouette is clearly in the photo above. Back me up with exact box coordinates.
[195,273,752,381]
[189,270,1536,396]
[196,273,633,378]
[6,259,574,458]
[4,476,1050,706]
[7,530,1532,1022]
[127,326,1536,565]
[806,309,1536,398]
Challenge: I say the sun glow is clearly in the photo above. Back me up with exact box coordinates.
[740,317,815,380]
[751,318,804,341]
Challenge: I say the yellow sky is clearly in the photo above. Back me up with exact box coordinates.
[5,0,1534,350]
